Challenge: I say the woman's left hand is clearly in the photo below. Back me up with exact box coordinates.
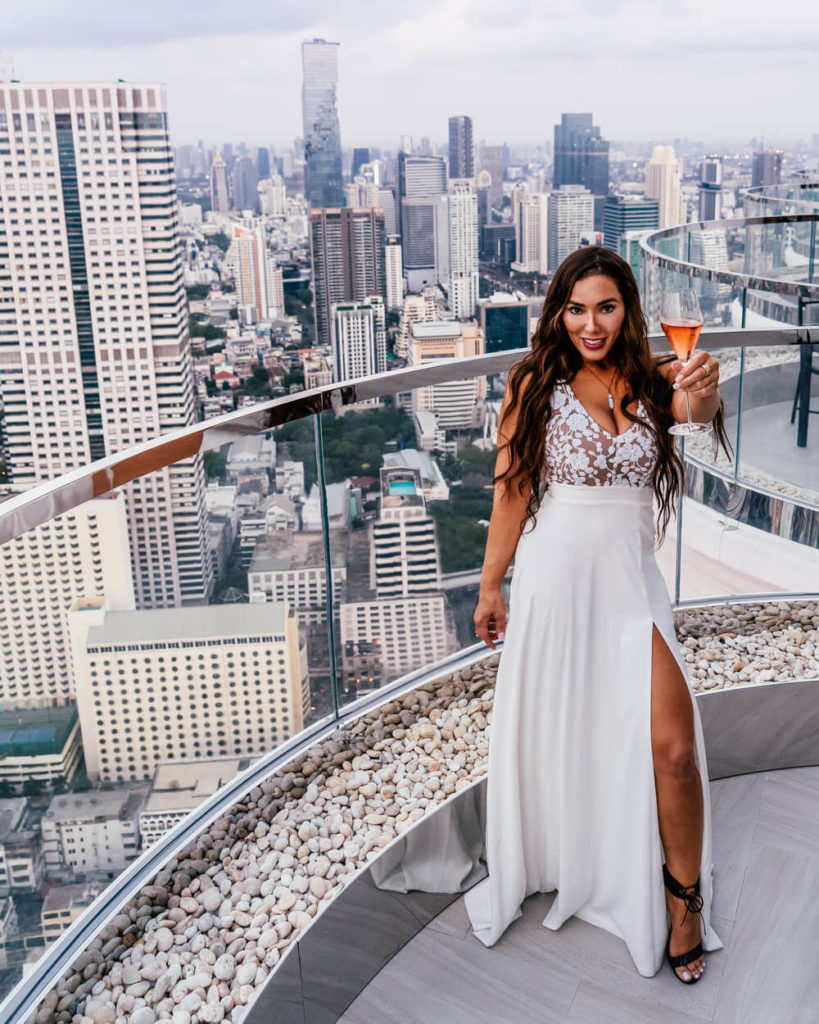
[670,351,720,397]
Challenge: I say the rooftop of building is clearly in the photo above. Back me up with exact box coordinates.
[42,788,145,824]
[382,449,448,491]
[85,603,287,646]
[143,756,256,814]
[0,798,27,843]
[410,321,463,339]
[0,706,79,758]
[248,529,346,574]
[42,883,104,915]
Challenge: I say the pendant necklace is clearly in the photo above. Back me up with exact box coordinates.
[585,364,619,410]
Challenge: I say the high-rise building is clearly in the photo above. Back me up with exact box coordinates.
[301,39,344,208]
[449,116,475,180]
[393,294,438,358]
[372,467,441,598]
[377,186,398,235]
[752,149,783,188]
[256,146,270,179]
[310,207,386,346]
[479,145,504,212]
[209,152,230,214]
[698,156,723,220]
[345,179,380,207]
[447,181,479,319]
[645,145,684,230]
[477,293,538,352]
[258,173,287,217]
[228,219,285,322]
[68,600,306,783]
[0,82,211,609]
[352,147,370,178]
[231,154,259,212]
[331,297,387,382]
[385,236,404,311]
[512,192,549,275]
[397,154,449,290]
[548,186,595,272]
[602,196,659,252]
[408,321,486,429]
[553,113,609,229]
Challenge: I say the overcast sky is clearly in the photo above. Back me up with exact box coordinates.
[2,0,817,151]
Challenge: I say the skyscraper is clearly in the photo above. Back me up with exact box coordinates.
[447,181,479,319]
[209,152,230,214]
[553,113,609,229]
[352,147,370,178]
[548,186,595,272]
[228,220,285,322]
[398,153,449,290]
[512,192,549,275]
[602,196,659,252]
[330,297,387,382]
[385,236,404,311]
[301,39,344,208]
[752,149,783,188]
[231,155,259,212]
[256,146,270,179]
[0,81,211,609]
[645,144,684,230]
[698,156,722,220]
[479,145,504,213]
[310,207,386,346]
[449,116,475,179]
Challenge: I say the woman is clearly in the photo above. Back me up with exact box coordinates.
[464,247,730,983]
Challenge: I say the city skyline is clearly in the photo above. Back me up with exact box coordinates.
[2,0,817,148]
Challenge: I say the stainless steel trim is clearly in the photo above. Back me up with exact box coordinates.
[741,183,819,211]
[0,332,811,546]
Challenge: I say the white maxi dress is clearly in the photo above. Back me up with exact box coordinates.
[463,380,724,978]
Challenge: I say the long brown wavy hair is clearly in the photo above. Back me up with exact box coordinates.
[498,246,733,544]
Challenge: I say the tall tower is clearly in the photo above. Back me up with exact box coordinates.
[752,149,783,188]
[645,145,684,230]
[512,192,549,275]
[397,154,448,290]
[602,196,659,252]
[301,39,344,208]
[228,220,285,322]
[698,156,723,220]
[385,236,404,311]
[548,186,595,272]
[553,113,609,229]
[310,207,386,347]
[231,154,259,212]
[209,152,230,214]
[330,297,387,382]
[448,116,474,180]
[0,81,212,609]
[447,181,479,319]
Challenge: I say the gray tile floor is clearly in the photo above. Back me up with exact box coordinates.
[339,766,819,1024]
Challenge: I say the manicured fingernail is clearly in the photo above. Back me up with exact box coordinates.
[674,374,683,383]
[672,382,680,390]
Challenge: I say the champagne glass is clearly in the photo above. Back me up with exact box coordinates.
[661,290,711,436]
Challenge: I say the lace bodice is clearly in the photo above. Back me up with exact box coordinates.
[545,380,657,487]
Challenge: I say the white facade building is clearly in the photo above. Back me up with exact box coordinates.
[41,790,141,878]
[548,186,595,272]
[447,181,479,319]
[0,82,211,609]
[645,145,684,230]
[228,219,285,322]
[512,192,549,275]
[68,600,307,783]
[385,236,404,311]
[331,297,387,382]
[371,468,441,598]
[408,321,486,430]
[0,493,134,706]
[394,294,438,359]
[258,174,287,217]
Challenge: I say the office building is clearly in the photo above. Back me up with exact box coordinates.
[310,206,386,347]
[41,884,103,947]
[548,186,595,271]
[0,706,82,791]
[482,223,516,262]
[553,113,609,229]
[209,152,230,213]
[258,173,287,217]
[0,82,212,609]
[352,147,370,177]
[345,179,380,207]
[301,39,344,208]
[699,156,723,220]
[645,145,684,229]
[41,790,141,878]
[602,195,659,252]
[385,235,404,310]
[394,294,438,358]
[449,116,474,179]
[0,494,135,708]
[248,531,347,627]
[68,599,307,783]
[479,145,504,212]
[0,799,43,892]
[398,154,448,290]
[512,192,549,275]
[331,297,387,381]
[409,321,486,429]
[372,467,441,598]
[447,181,479,319]
[228,220,285,322]
[231,154,259,212]
[256,146,270,179]
[377,186,398,235]
[478,293,539,352]
[752,149,783,188]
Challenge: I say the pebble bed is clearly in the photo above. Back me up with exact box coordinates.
[36,600,818,1024]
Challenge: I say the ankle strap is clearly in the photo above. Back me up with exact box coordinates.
[662,863,704,925]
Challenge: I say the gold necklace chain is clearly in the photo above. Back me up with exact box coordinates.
[583,363,620,410]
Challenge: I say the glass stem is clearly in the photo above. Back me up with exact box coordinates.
[683,359,693,427]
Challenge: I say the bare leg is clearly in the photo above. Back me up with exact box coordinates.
[650,624,706,981]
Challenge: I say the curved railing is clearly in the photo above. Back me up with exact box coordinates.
[1,331,817,1022]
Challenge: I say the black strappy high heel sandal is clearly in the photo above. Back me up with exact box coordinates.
[662,863,705,984]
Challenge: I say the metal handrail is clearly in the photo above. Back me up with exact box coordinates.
[0,328,810,546]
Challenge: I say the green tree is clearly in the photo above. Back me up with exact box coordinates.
[186,284,210,301]
[210,232,231,253]
[190,322,226,341]
[479,277,492,298]
[203,449,227,479]
[229,308,239,320]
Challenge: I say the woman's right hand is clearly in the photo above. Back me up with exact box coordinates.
[474,589,507,651]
